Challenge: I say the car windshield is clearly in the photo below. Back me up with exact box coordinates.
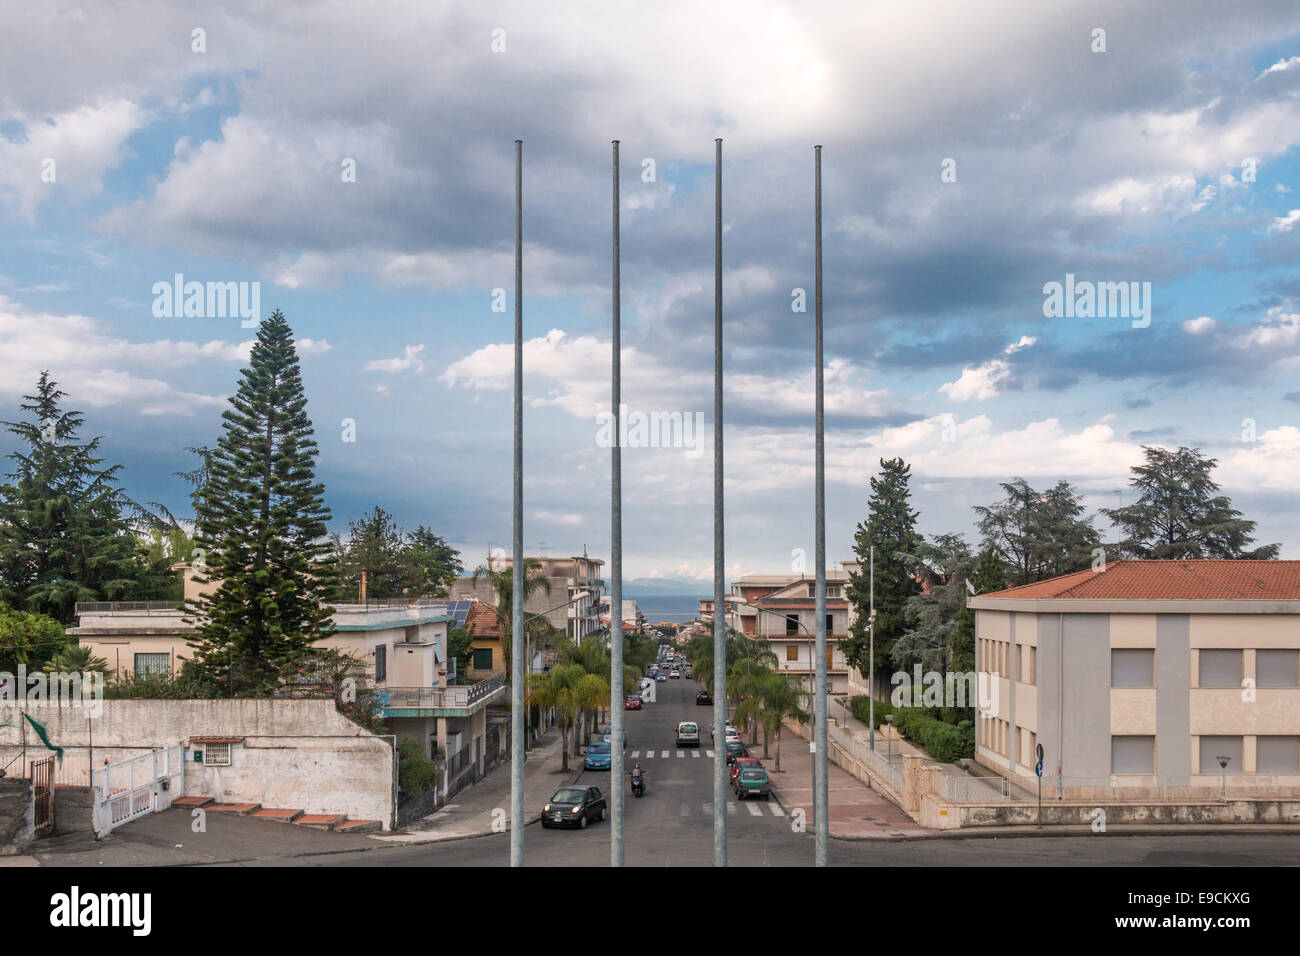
[553,788,586,803]
[727,742,744,751]
[679,724,697,733]
[588,743,610,754]
[741,770,766,780]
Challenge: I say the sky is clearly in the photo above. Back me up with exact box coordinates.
[3,1,1300,586]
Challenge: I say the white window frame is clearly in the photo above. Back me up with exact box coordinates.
[204,742,232,766]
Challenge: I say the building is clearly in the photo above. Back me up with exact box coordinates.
[68,565,505,766]
[450,552,605,646]
[464,599,505,680]
[718,569,853,695]
[968,559,1300,799]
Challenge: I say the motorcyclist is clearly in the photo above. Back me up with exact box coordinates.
[630,763,645,794]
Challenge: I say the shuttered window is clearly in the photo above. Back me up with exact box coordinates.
[1198,650,1241,688]
[1256,650,1300,688]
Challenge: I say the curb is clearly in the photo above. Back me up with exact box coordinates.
[830,824,1300,842]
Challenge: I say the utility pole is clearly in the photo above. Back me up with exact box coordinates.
[510,139,525,868]
[813,144,829,865]
[610,139,626,867]
[712,137,727,868]
[868,545,875,751]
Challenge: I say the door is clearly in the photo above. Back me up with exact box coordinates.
[30,755,54,837]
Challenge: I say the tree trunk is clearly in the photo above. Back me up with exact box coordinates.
[560,726,569,772]
[774,722,782,772]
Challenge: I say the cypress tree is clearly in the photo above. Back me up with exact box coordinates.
[0,373,146,623]
[188,311,336,694]
[843,457,922,690]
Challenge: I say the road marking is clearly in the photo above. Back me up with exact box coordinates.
[630,751,639,758]
[679,802,690,817]
[692,750,700,758]
[702,802,713,814]
[726,801,736,815]
[676,750,684,759]
[705,750,715,758]
[746,802,762,816]
[661,750,669,758]
[769,803,785,816]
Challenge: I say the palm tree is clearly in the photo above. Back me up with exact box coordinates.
[758,673,807,773]
[572,671,609,756]
[472,556,552,682]
[528,666,582,772]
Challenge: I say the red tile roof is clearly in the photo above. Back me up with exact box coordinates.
[465,600,503,639]
[980,560,1300,601]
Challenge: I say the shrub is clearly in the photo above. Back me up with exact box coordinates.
[397,738,439,796]
[848,696,974,763]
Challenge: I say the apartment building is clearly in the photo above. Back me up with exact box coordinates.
[451,552,606,645]
[968,560,1300,799]
[721,570,852,695]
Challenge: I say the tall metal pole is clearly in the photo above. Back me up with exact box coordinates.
[868,544,875,751]
[813,144,829,865]
[510,139,526,868]
[712,137,727,867]
[610,139,626,867]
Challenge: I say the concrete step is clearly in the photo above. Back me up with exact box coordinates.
[335,819,382,834]
[207,802,262,815]
[171,796,213,808]
[250,807,304,824]
[293,813,347,831]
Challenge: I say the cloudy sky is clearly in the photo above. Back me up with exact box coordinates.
[4,0,1300,585]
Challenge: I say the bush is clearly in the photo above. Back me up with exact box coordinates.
[397,738,439,796]
[848,695,974,763]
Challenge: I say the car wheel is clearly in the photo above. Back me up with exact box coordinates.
[579,813,588,829]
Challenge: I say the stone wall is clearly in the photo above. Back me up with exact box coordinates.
[0,779,33,855]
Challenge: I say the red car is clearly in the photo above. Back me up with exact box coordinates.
[730,756,762,789]
[624,695,642,710]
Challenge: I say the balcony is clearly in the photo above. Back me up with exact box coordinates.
[375,673,507,717]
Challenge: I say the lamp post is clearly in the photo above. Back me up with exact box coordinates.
[1217,755,1230,798]
[885,713,895,766]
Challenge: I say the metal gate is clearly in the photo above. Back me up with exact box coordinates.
[91,746,183,837]
[30,755,54,837]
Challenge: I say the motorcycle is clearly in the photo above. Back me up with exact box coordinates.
[631,773,646,798]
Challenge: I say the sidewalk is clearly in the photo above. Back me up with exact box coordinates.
[764,722,932,839]
[372,727,582,845]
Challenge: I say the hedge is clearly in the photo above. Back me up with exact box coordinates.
[848,695,974,763]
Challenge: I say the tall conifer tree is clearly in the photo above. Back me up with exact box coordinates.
[188,311,336,694]
[0,373,145,623]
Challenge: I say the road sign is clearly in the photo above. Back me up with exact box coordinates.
[1036,742,1044,762]
[1035,760,1043,777]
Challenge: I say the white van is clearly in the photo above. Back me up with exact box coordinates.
[675,721,700,748]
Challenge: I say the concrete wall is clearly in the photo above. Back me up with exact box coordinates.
[54,785,95,833]
[0,700,395,829]
[0,779,33,855]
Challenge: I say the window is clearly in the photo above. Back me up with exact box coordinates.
[1111,649,1154,687]
[1199,735,1243,774]
[786,644,799,662]
[1199,649,1242,688]
[1256,650,1300,688]
[826,614,834,636]
[134,653,170,676]
[472,649,494,671]
[204,742,231,766]
[827,585,842,598]
[375,645,387,682]
[1112,736,1155,774]
[1257,736,1300,774]
[785,615,800,635]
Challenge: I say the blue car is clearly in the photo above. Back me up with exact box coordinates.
[584,741,612,770]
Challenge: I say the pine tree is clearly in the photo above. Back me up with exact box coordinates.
[843,458,922,688]
[336,506,408,600]
[188,311,337,695]
[975,478,1099,585]
[0,373,148,623]
[1101,446,1279,559]
[404,525,463,597]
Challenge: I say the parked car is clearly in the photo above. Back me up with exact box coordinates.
[599,723,627,748]
[735,767,772,800]
[670,669,680,679]
[695,690,712,705]
[624,695,642,710]
[710,721,737,740]
[730,756,763,789]
[655,672,667,682]
[676,721,700,747]
[584,741,612,770]
[541,785,607,828]
[724,740,749,764]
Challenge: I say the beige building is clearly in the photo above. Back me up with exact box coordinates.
[451,552,605,648]
[68,565,504,766]
[969,560,1300,799]
[719,570,853,695]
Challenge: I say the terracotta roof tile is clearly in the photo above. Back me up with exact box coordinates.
[981,560,1300,601]
[465,601,503,639]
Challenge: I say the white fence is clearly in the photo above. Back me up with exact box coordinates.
[91,746,183,837]
[938,772,1018,802]
[829,722,904,792]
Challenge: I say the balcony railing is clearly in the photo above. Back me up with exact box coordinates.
[377,673,506,711]
[75,601,185,614]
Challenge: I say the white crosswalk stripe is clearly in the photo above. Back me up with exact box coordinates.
[705,750,715,758]
[676,750,684,759]
[692,750,700,758]
[630,751,640,759]
[661,750,669,758]
[726,801,736,815]
[702,802,712,814]
[769,802,785,816]
[746,802,762,816]
[679,802,690,817]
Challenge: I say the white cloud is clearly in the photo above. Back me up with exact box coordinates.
[1268,210,1300,234]
[533,510,583,525]
[939,336,1036,402]
[1220,426,1300,491]
[365,344,425,374]
[1182,316,1218,334]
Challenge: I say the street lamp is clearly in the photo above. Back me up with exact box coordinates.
[885,713,895,766]
[1216,755,1230,798]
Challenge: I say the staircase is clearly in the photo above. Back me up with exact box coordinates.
[171,796,382,833]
